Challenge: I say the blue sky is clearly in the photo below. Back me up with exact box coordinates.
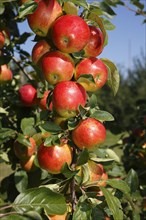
[18,1,146,76]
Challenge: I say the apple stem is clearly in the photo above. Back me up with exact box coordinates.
[12,56,32,81]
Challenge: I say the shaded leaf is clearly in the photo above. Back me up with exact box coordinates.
[107,179,130,194]
[63,2,78,15]
[18,0,38,19]
[14,170,28,193]
[40,121,62,133]
[77,148,89,166]
[106,149,120,163]
[125,169,139,193]
[90,109,114,122]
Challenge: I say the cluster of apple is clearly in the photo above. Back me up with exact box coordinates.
[0,30,13,83]
[16,0,110,217]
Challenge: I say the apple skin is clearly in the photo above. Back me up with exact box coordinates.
[20,155,36,172]
[52,81,87,118]
[38,90,53,110]
[41,51,74,85]
[27,0,62,37]
[0,64,13,82]
[72,117,106,150]
[31,40,51,66]
[83,26,104,57]
[48,213,67,220]
[75,58,108,92]
[37,142,72,174]
[19,84,37,106]
[0,31,5,49]
[51,14,90,53]
[14,137,36,160]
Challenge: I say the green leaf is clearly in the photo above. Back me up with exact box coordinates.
[90,156,114,163]
[16,133,30,147]
[99,1,116,16]
[77,148,89,166]
[0,127,16,145]
[21,117,36,136]
[18,0,38,19]
[13,187,67,215]
[63,2,78,15]
[101,18,116,30]
[100,187,123,220]
[130,0,144,10]
[107,179,130,194]
[67,117,80,130]
[88,94,98,109]
[16,32,33,44]
[0,214,30,220]
[44,135,60,146]
[40,121,62,133]
[61,163,78,178]
[71,0,89,9]
[125,169,139,193]
[90,109,114,122]
[0,3,5,15]
[0,55,11,65]
[14,170,28,193]
[101,58,120,95]
[106,149,120,163]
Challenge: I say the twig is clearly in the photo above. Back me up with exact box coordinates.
[0,212,18,218]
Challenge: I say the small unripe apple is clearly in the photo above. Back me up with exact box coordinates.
[52,81,87,118]
[27,0,62,37]
[14,137,36,160]
[72,118,106,150]
[19,84,37,106]
[38,90,53,110]
[83,26,104,57]
[31,40,51,66]
[0,31,5,49]
[37,142,72,174]
[20,155,36,172]
[51,14,90,53]
[75,58,108,92]
[0,64,13,82]
[41,51,74,85]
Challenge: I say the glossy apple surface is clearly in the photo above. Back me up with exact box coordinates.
[32,40,51,66]
[83,26,104,57]
[51,14,90,53]
[72,118,106,149]
[75,58,108,92]
[52,81,87,118]
[37,142,72,174]
[14,137,36,160]
[38,90,53,110]
[0,64,13,82]
[27,0,62,36]
[19,84,37,106]
[41,51,74,85]
[0,31,5,49]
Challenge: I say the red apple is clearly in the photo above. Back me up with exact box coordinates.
[0,64,13,82]
[14,137,36,160]
[37,142,72,174]
[31,40,51,66]
[83,26,104,57]
[38,90,53,110]
[72,117,106,150]
[75,58,108,92]
[20,155,36,172]
[0,31,5,49]
[41,51,74,85]
[27,0,62,37]
[52,81,87,118]
[19,84,37,106]
[51,14,90,53]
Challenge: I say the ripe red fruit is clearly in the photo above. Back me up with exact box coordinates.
[20,155,36,172]
[0,64,13,82]
[0,31,5,49]
[19,84,37,106]
[27,0,62,36]
[31,40,51,66]
[75,58,108,92]
[41,51,74,85]
[72,118,106,150]
[37,142,72,174]
[83,26,104,57]
[38,90,53,110]
[52,81,87,118]
[51,14,90,53]
[14,137,36,160]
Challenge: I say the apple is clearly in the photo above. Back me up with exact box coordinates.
[83,26,104,57]
[0,31,5,49]
[27,0,62,37]
[72,117,106,150]
[20,155,36,172]
[75,58,108,92]
[38,90,53,110]
[52,81,87,118]
[51,14,90,53]
[19,84,37,106]
[41,51,74,85]
[37,142,72,174]
[14,137,36,160]
[48,212,67,220]
[53,114,67,129]
[0,64,13,82]
[31,40,51,66]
